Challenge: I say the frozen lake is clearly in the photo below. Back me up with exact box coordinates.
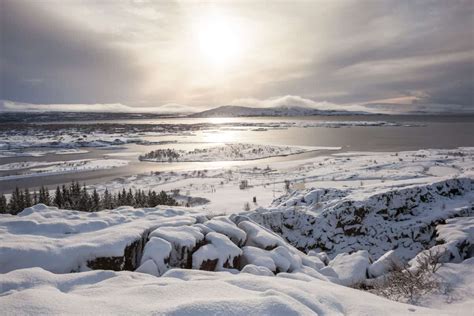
[1,115,473,193]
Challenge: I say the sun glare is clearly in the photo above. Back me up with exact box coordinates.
[194,13,244,67]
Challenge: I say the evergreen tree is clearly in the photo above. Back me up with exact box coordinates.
[4,181,177,214]
[39,186,50,205]
[0,194,7,214]
[91,189,100,212]
[126,189,134,206]
[78,185,91,212]
[54,186,63,208]
[102,188,113,209]
[33,190,38,205]
[70,182,82,210]
[24,188,32,208]
[147,190,157,207]
[9,187,24,215]
[61,184,71,209]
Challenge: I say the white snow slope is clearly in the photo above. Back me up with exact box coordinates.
[0,267,439,315]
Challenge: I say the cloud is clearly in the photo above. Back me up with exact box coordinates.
[0,100,198,114]
[1,0,472,110]
[230,95,368,112]
[0,0,144,104]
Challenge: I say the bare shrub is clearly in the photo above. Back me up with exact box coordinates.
[415,248,443,274]
[371,249,444,304]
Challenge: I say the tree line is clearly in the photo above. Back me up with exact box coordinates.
[139,148,181,162]
[0,181,177,215]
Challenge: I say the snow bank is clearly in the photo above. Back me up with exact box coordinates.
[192,232,242,270]
[204,216,247,246]
[0,267,439,315]
[238,220,284,250]
[137,237,172,276]
[0,204,197,273]
[241,264,274,276]
[139,143,316,162]
[328,250,371,286]
[436,216,474,262]
[0,159,129,181]
[368,250,403,278]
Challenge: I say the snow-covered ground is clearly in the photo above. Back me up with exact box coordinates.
[92,147,474,215]
[0,267,441,315]
[0,148,89,158]
[139,143,333,162]
[0,159,129,181]
[1,146,473,315]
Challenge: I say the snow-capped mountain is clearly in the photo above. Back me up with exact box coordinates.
[190,105,368,117]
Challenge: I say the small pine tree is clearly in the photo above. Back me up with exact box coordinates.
[39,186,51,205]
[54,186,63,208]
[24,188,32,208]
[91,189,100,212]
[33,190,39,205]
[102,188,113,209]
[78,185,91,212]
[9,187,24,214]
[126,189,134,206]
[0,194,7,214]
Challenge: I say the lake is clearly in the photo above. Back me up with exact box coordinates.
[1,115,473,193]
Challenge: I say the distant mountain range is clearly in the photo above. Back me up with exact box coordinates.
[189,105,368,117]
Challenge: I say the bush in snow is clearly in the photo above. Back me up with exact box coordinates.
[370,249,445,304]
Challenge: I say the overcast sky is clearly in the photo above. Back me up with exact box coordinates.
[1,0,473,113]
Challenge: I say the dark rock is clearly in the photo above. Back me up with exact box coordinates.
[198,258,219,271]
[87,230,149,271]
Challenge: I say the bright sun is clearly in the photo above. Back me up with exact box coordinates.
[194,13,244,67]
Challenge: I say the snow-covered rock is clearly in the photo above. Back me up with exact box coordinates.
[250,178,473,261]
[301,254,326,271]
[136,259,159,276]
[241,246,277,273]
[436,215,474,262]
[204,216,247,246]
[150,225,204,268]
[271,246,302,272]
[241,264,275,276]
[192,232,242,271]
[329,250,371,286]
[238,220,284,250]
[368,250,403,278]
[308,250,329,265]
[138,237,172,276]
[0,204,197,273]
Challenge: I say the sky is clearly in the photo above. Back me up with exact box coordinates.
[0,0,473,113]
